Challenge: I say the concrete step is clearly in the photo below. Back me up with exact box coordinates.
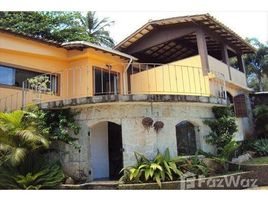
[61,181,119,190]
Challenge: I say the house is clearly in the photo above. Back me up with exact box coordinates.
[0,13,255,181]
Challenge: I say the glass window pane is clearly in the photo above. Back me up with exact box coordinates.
[15,68,40,87]
[0,66,15,85]
[94,68,102,94]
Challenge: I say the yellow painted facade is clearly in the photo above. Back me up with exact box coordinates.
[130,55,210,96]
[0,32,128,110]
[0,31,249,111]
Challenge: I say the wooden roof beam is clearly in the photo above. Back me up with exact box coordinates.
[124,24,197,55]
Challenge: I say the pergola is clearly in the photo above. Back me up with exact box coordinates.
[115,14,256,75]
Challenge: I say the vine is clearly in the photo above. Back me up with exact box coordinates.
[25,105,81,149]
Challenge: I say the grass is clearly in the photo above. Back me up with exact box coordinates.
[242,157,268,165]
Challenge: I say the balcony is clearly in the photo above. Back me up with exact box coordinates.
[0,55,231,112]
[208,55,248,89]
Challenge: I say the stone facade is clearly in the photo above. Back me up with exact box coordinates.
[57,101,221,181]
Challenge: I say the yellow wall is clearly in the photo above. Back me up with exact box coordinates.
[208,55,247,87]
[130,55,210,96]
[0,32,127,110]
[0,31,248,112]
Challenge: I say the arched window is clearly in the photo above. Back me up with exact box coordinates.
[176,121,197,155]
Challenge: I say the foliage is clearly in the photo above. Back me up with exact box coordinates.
[0,155,64,189]
[78,11,115,47]
[28,75,50,94]
[247,139,268,156]
[203,106,238,154]
[242,156,268,164]
[244,38,268,91]
[253,105,268,138]
[199,140,240,171]
[25,106,80,149]
[0,110,49,166]
[120,148,208,188]
[0,11,114,47]
[0,108,77,189]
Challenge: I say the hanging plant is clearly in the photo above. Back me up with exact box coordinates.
[154,121,164,133]
[142,117,154,129]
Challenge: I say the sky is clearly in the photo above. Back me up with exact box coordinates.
[97,11,268,45]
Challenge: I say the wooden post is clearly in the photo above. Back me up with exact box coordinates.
[221,44,232,80]
[237,54,246,73]
[196,29,209,75]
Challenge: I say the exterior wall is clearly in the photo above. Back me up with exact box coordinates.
[230,67,247,87]
[0,32,67,59]
[130,55,210,96]
[226,86,253,140]
[208,55,247,87]
[0,85,63,112]
[0,32,127,110]
[59,102,216,181]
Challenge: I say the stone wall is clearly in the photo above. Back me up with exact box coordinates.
[59,102,218,181]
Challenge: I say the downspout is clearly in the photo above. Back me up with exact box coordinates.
[123,58,133,95]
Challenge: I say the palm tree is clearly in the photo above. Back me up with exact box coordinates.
[0,110,49,166]
[244,38,268,91]
[79,11,115,47]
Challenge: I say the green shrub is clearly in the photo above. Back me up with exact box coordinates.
[0,107,78,189]
[203,106,238,154]
[212,106,234,118]
[198,140,240,172]
[120,148,208,188]
[248,139,268,156]
[0,110,49,166]
[25,105,81,149]
[0,156,64,189]
[253,105,268,138]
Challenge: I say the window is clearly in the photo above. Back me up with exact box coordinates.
[93,66,120,95]
[0,66,15,85]
[0,64,41,87]
[0,64,60,95]
[176,121,197,155]
[233,94,248,117]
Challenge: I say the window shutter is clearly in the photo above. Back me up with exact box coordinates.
[233,94,248,117]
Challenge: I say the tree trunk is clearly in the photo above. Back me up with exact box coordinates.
[258,75,263,92]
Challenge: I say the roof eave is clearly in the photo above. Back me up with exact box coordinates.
[62,41,137,61]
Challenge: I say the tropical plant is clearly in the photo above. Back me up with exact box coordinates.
[244,38,268,91]
[253,105,268,138]
[25,106,80,149]
[199,140,240,172]
[78,11,115,47]
[203,106,238,154]
[247,139,268,156]
[0,156,64,189]
[120,148,209,188]
[0,11,115,47]
[179,153,209,176]
[0,110,49,166]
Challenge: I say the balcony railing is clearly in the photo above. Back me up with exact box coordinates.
[0,62,227,112]
[208,55,247,87]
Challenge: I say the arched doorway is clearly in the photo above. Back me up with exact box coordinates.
[90,121,123,180]
[176,121,197,155]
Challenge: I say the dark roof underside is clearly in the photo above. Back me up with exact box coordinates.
[115,14,256,57]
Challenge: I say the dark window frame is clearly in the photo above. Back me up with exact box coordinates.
[0,64,60,95]
[93,66,120,95]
